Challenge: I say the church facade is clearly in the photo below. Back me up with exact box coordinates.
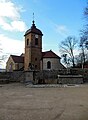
[6,20,65,72]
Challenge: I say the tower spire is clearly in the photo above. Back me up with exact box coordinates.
[32,12,36,28]
[32,12,35,24]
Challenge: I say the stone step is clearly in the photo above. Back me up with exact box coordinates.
[0,79,9,84]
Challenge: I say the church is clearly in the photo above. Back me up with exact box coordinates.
[6,20,65,72]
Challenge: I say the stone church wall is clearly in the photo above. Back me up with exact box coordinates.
[42,58,63,70]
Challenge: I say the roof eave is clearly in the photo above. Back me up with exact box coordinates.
[24,31,43,36]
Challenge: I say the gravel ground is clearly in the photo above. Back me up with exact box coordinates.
[0,83,88,120]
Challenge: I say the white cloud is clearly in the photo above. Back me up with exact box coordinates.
[0,34,24,54]
[0,17,12,30]
[0,18,26,32]
[0,0,27,32]
[0,34,24,68]
[11,21,26,32]
[0,0,20,20]
[55,24,69,37]
[0,0,27,68]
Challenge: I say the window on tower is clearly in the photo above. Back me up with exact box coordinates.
[47,61,51,69]
[27,39,29,46]
[35,58,37,61]
[35,38,38,45]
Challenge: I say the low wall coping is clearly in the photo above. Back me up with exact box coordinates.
[58,75,83,78]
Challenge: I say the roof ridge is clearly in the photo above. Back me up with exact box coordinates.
[11,55,24,57]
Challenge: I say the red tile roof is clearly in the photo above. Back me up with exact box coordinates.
[11,55,24,63]
[42,50,61,59]
[10,50,60,63]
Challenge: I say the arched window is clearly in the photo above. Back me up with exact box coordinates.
[9,62,13,71]
[47,61,51,69]
[35,58,37,61]
[35,65,37,69]
[35,38,38,45]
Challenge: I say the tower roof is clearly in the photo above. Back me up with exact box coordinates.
[24,20,43,36]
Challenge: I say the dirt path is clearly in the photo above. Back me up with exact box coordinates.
[0,83,88,120]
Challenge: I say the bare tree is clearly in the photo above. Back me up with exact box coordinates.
[61,54,70,68]
[80,37,86,63]
[0,43,3,65]
[79,1,88,68]
[60,36,77,67]
[81,1,88,47]
[84,1,88,20]
[0,43,7,68]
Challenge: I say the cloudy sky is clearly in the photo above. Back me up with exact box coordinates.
[0,0,86,68]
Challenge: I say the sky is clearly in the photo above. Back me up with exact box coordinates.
[0,0,87,68]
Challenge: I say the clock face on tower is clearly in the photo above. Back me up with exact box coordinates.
[35,34,38,38]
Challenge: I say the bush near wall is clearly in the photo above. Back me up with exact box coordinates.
[72,68,88,83]
[34,69,88,84]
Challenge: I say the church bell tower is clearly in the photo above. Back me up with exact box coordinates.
[24,18,43,71]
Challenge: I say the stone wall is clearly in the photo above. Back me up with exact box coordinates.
[24,71,34,84]
[34,70,58,84]
[11,71,24,82]
[58,75,83,84]
[0,71,24,83]
[0,68,88,84]
[0,72,11,84]
[34,69,84,84]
